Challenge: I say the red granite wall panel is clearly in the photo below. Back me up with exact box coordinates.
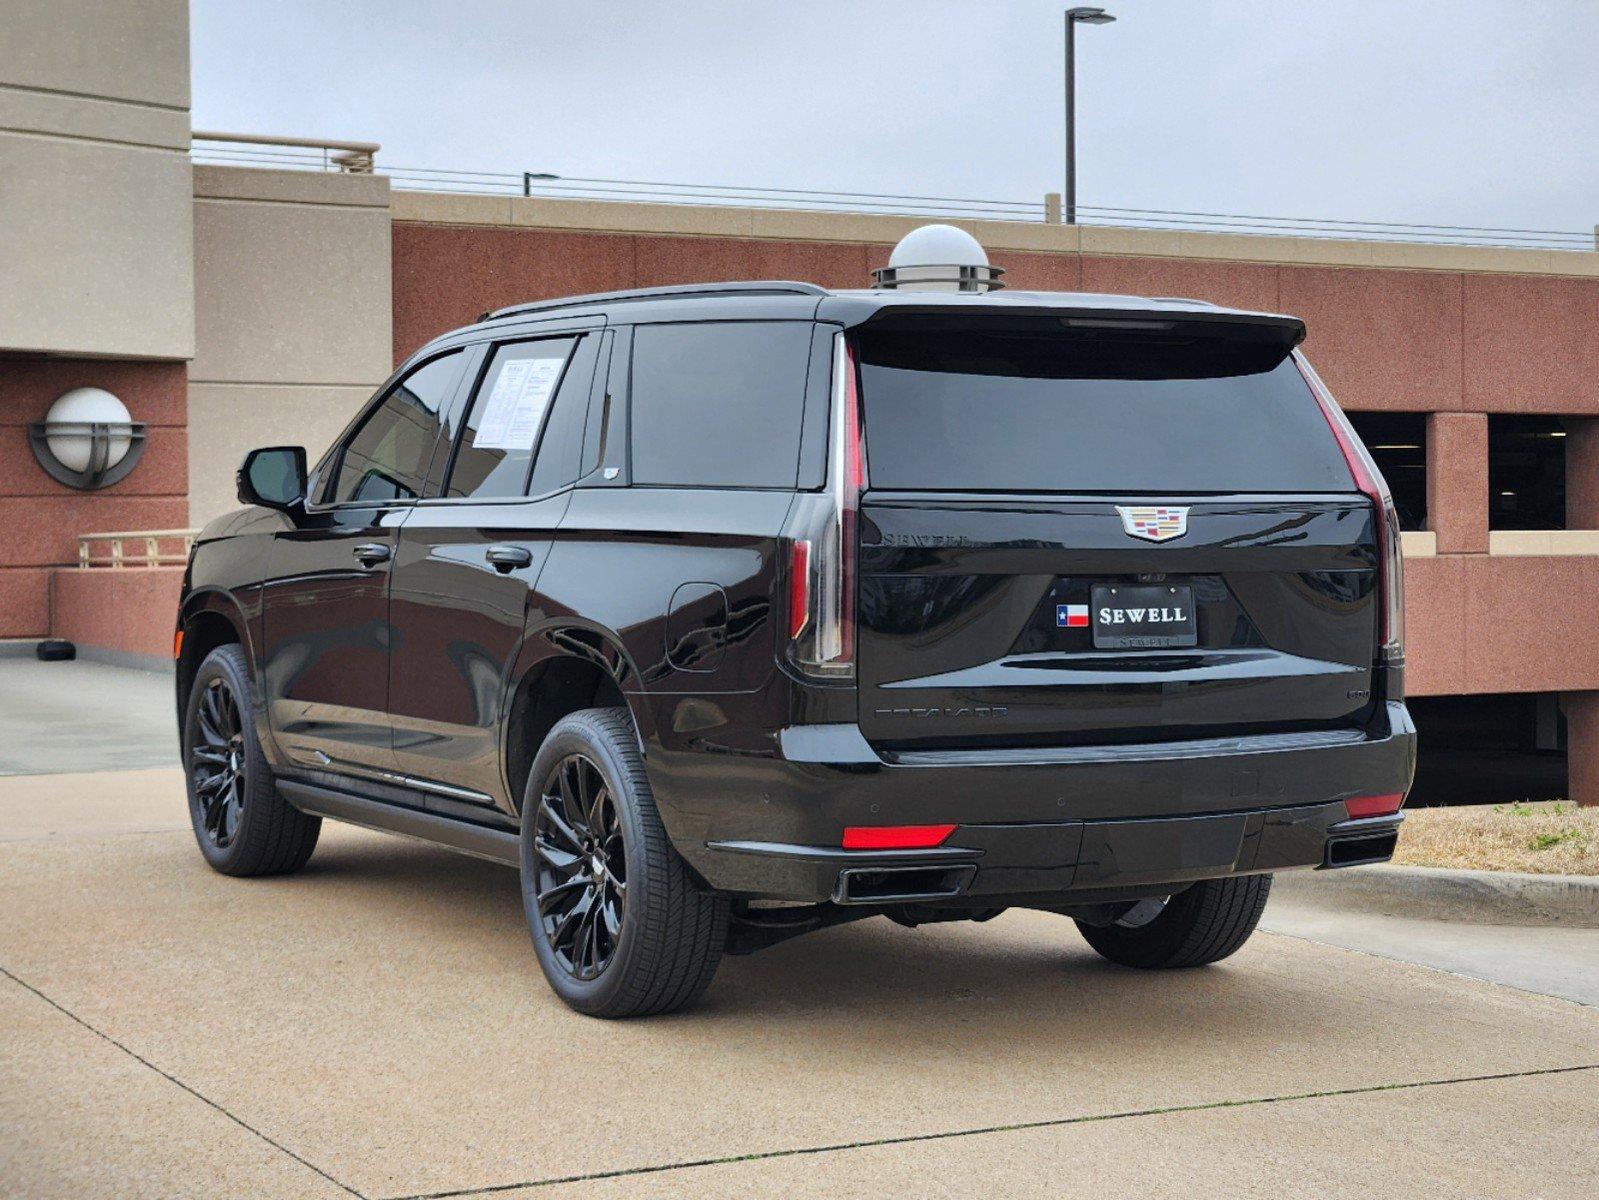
[1426,413,1489,553]
[391,225,636,363]
[0,358,187,637]
[1280,267,1463,412]
[1081,256,1278,312]
[1463,274,1599,413]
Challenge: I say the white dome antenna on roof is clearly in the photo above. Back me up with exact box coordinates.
[871,224,1005,293]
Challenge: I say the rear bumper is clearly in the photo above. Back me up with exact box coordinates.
[706,809,1405,905]
[650,702,1416,903]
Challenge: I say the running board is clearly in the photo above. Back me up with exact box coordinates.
[278,780,520,867]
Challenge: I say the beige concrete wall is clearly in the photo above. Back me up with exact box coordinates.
[186,383,379,526]
[0,0,189,105]
[189,166,393,523]
[0,0,194,360]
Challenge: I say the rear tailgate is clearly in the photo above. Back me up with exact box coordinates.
[858,492,1376,749]
[851,311,1377,751]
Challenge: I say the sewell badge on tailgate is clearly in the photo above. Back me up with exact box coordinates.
[1116,505,1189,543]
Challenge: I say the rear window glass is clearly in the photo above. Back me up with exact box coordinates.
[856,328,1354,493]
[630,322,811,488]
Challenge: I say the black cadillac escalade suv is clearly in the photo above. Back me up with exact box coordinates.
[176,278,1415,1017]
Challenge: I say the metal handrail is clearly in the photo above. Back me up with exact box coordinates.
[191,130,379,173]
[184,136,1598,251]
[78,529,199,569]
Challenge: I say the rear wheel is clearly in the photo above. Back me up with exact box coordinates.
[1076,874,1272,969]
[182,643,320,876]
[520,708,728,1018]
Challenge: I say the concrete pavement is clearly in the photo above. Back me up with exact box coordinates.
[0,657,175,776]
[522,1070,1599,1199]
[1264,897,1599,1008]
[2,768,1598,1199]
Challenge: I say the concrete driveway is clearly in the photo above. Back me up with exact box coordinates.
[3,768,1598,1199]
[0,656,176,776]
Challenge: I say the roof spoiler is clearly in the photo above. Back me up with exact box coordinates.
[846,303,1307,369]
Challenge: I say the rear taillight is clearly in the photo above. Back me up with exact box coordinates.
[784,333,863,680]
[1296,354,1405,666]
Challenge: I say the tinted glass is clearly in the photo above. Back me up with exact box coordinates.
[857,329,1353,493]
[630,322,811,488]
[333,351,462,504]
[446,338,577,499]
[530,335,601,496]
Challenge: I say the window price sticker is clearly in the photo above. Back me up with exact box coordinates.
[473,355,564,450]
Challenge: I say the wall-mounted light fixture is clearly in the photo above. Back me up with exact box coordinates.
[28,387,146,490]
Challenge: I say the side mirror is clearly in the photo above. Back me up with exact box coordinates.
[237,446,307,512]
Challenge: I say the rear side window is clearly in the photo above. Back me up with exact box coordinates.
[445,338,578,499]
[529,335,602,496]
[630,322,811,488]
[332,350,463,504]
[856,328,1354,493]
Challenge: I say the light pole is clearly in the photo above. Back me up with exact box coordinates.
[1064,6,1115,224]
[523,171,560,197]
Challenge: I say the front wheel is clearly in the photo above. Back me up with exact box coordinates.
[182,643,320,876]
[1076,874,1272,969]
[520,708,728,1018]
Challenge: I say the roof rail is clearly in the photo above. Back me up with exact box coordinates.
[483,280,829,322]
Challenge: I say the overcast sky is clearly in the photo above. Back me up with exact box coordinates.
[191,0,1599,238]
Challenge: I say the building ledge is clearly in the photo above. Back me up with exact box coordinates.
[194,164,391,210]
[389,188,1599,278]
[1488,530,1599,556]
[1401,531,1437,558]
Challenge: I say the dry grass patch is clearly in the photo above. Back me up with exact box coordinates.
[1395,801,1598,875]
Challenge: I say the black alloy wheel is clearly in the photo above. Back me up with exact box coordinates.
[532,753,628,981]
[519,707,728,1017]
[181,642,320,877]
[189,675,247,849]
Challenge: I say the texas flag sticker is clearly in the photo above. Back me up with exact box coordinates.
[1056,603,1089,628]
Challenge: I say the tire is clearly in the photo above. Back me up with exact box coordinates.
[520,707,729,1018]
[181,643,320,877]
[1076,874,1272,969]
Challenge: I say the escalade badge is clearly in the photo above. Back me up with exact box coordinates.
[1116,505,1189,543]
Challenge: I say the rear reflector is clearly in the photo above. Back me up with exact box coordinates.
[1344,793,1404,819]
[842,824,957,851]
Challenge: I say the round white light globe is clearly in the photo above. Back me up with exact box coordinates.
[43,387,132,473]
[884,224,991,292]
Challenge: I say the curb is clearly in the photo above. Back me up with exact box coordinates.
[0,640,172,673]
[1270,864,1599,928]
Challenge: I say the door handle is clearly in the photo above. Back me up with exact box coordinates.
[486,544,534,573]
[353,542,391,567]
